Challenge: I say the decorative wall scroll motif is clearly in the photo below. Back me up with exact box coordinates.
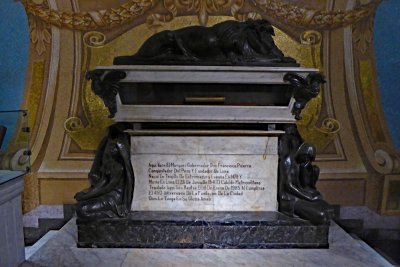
[0,147,30,172]
[298,118,341,152]
[64,106,113,151]
[300,30,322,46]
[296,87,341,152]
[83,31,107,48]
[374,149,399,174]
[300,30,322,72]
[22,0,154,30]
[64,117,84,133]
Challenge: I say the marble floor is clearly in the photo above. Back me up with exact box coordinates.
[22,218,391,267]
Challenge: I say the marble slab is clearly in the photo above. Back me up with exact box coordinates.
[130,136,278,212]
[0,170,25,185]
[96,65,318,84]
[114,99,297,123]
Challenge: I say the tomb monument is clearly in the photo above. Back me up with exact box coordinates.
[75,19,334,248]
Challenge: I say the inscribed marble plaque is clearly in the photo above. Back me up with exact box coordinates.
[130,136,278,211]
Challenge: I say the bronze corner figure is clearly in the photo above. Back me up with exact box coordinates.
[278,124,335,224]
[75,124,134,219]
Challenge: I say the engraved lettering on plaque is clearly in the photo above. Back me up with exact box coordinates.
[130,136,278,212]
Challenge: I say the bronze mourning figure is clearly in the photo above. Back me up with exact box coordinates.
[75,124,134,218]
[278,124,335,224]
[76,19,333,226]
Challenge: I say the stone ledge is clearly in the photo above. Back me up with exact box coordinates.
[77,211,329,249]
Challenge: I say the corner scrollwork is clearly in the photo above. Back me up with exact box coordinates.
[374,149,400,174]
[300,30,322,46]
[85,70,127,118]
[64,117,84,133]
[284,72,326,120]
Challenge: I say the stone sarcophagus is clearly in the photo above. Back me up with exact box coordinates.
[75,20,334,248]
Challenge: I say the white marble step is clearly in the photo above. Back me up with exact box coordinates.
[25,230,58,260]
[23,205,64,228]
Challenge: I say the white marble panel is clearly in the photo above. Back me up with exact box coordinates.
[114,98,296,123]
[131,136,278,155]
[130,136,278,212]
[96,65,318,84]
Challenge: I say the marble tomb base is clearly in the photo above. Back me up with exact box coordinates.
[23,218,391,267]
[76,211,328,249]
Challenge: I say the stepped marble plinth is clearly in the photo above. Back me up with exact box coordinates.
[25,218,393,267]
